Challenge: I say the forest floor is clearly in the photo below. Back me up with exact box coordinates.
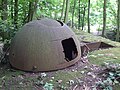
[0,30,120,90]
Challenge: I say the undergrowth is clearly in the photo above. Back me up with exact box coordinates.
[95,63,120,90]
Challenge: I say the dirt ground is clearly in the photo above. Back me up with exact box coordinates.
[0,55,107,90]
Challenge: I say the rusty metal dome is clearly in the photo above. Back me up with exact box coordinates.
[9,18,81,72]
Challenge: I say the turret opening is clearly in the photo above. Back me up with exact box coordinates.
[62,38,78,61]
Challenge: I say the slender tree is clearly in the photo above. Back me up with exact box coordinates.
[88,0,90,33]
[78,0,81,29]
[60,0,66,21]
[1,0,8,42]
[82,6,86,30]
[102,0,107,37]
[27,0,38,22]
[11,0,14,20]
[14,0,18,29]
[1,0,8,20]
[54,12,57,19]
[64,0,70,23]
[22,2,28,24]
[27,1,34,22]
[116,0,120,41]
[33,0,38,19]
[72,0,76,28]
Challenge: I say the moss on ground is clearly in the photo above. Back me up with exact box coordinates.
[0,67,24,82]
[75,30,120,47]
[73,30,120,66]
[88,48,120,65]
[74,30,120,66]
[47,70,82,87]
[114,84,120,90]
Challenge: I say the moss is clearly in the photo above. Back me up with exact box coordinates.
[0,67,24,89]
[88,48,120,65]
[47,70,82,87]
[74,30,120,47]
[0,69,24,79]
[113,84,120,90]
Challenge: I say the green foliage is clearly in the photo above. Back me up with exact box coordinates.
[0,0,118,41]
[36,0,63,19]
[0,20,15,42]
[96,63,120,90]
[43,83,54,90]
[90,0,117,30]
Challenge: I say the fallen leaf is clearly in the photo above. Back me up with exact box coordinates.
[57,80,62,83]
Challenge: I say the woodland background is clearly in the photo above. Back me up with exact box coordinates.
[0,0,120,43]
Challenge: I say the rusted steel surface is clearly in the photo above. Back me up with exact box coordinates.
[9,18,81,72]
[81,41,114,57]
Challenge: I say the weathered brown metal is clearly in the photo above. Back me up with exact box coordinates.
[81,41,114,57]
[9,18,81,72]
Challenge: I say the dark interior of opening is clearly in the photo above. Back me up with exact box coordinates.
[62,38,78,62]
[99,42,114,48]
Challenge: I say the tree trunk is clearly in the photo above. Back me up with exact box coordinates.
[27,0,38,23]
[14,0,18,29]
[88,0,90,33]
[22,2,29,25]
[72,0,76,28]
[116,0,120,41]
[1,0,7,41]
[64,0,70,23]
[102,0,107,37]
[60,0,66,21]
[54,11,57,19]
[82,7,86,30]
[1,0,8,20]
[11,0,14,20]
[27,2,34,22]
[33,0,38,19]
[78,0,81,29]
[22,6,27,24]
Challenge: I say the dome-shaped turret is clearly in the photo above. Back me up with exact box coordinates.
[9,18,81,72]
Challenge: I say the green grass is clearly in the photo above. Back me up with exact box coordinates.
[0,69,23,78]
[46,70,83,87]
[113,84,120,90]
[74,30,120,66]
[0,70,36,89]
[88,48,120,65]
[0,64,24,88]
